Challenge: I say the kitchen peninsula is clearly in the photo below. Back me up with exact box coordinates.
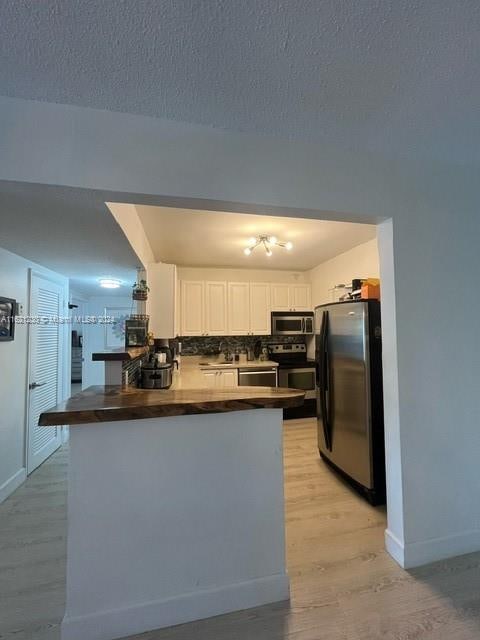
[40,385,304,640]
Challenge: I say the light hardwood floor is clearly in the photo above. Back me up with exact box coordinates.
[2,418,480,639]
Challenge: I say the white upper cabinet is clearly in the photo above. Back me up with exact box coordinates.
[249,283,271,335]
[180,279,310,336]
[181,281,204,336]
[228,282,250,335]
[291,284,311,311]
[204,281,228,335]
[271,283,311,312]
[147,263,178,338]
[270,283,291,311]
[228,282,271,336]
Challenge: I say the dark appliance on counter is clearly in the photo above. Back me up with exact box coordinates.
[139,352,178,389]
[315,300,385,505]
[271,311,314,336]
[238,367,277,387]
[125,317,149,347]
[268,343,316,419]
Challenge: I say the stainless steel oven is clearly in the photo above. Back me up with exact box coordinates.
[278,367,316,399]
[271,312,314,335]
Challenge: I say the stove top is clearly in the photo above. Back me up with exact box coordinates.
[268,343,315,369]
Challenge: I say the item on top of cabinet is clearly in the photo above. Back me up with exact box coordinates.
[246,345,255,361]
[361,278,380,300]
[260,347,269,361]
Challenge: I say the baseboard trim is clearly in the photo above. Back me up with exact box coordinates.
[386,527,480,569]
[61,573,290,640]
[404,529,480,569]
[385,528,405,567]
[0,468,26,504]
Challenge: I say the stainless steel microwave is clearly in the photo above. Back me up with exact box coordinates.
[271,312,314,335]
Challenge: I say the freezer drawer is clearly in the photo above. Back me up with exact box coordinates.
[238,367,278,387]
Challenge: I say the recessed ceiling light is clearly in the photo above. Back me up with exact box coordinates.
[99,278,122,289]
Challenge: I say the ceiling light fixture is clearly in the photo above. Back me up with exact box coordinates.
[99,278,122,289]
[243,235,293,257]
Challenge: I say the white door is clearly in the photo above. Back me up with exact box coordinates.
[250,283,271,335]
[271,284,291,311]
[181,281,204,336]
[291,284,311,311]
[27,272,66,473]
[228,282,250,335]
[204,282,227,336]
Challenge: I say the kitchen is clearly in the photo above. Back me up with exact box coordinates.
[37,205,386,640]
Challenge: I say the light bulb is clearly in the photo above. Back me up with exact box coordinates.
[244,247,252,256]
[269,236,278,245]
[285,241,293,251]
[266,248,273,257]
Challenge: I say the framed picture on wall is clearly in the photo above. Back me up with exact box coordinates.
[104,306,130,349]
[0,297,16,341]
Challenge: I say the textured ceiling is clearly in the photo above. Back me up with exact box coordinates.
[0,182,140,296]
[1,1,480,164]
[135,205,376,270]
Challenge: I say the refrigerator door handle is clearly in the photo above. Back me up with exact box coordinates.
[319,311,332,451]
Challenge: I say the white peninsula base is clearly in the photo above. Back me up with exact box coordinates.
[62,408,289,640]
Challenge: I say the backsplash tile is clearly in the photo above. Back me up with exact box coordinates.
[173,335,305,356]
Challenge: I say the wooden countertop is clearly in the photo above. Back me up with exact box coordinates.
[39,385,305,426]
[92,346,150,362]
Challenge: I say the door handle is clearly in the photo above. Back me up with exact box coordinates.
[29,381,46,390]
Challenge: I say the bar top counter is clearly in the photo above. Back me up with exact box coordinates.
[39,385,305,426]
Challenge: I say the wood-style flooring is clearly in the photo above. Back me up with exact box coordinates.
[2,418,480,639]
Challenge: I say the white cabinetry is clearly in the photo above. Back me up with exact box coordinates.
[205,281,228,335]
[270,283,290,311]
[249,283,271,334]
[146,263,178,338]
[180,279,309,336]
[181,281,204,336]
[227,282,250,335]
[271,283,311,312]
[201,368,238,388]
[181,280,228,336]
[227,281,271,336]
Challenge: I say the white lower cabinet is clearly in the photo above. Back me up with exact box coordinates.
[201,369,238,388]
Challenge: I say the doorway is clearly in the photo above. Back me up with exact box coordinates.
[26,270,68,474]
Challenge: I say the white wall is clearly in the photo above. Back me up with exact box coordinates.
[177,266,310,284]
[82,296,134,387]
[2,95,480,567]
[0,246,68,502]
[309,238,379,306]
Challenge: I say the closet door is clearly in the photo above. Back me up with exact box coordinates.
[27,272,65,473]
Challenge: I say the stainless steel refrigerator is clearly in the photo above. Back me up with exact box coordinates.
[315,300,385,505]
